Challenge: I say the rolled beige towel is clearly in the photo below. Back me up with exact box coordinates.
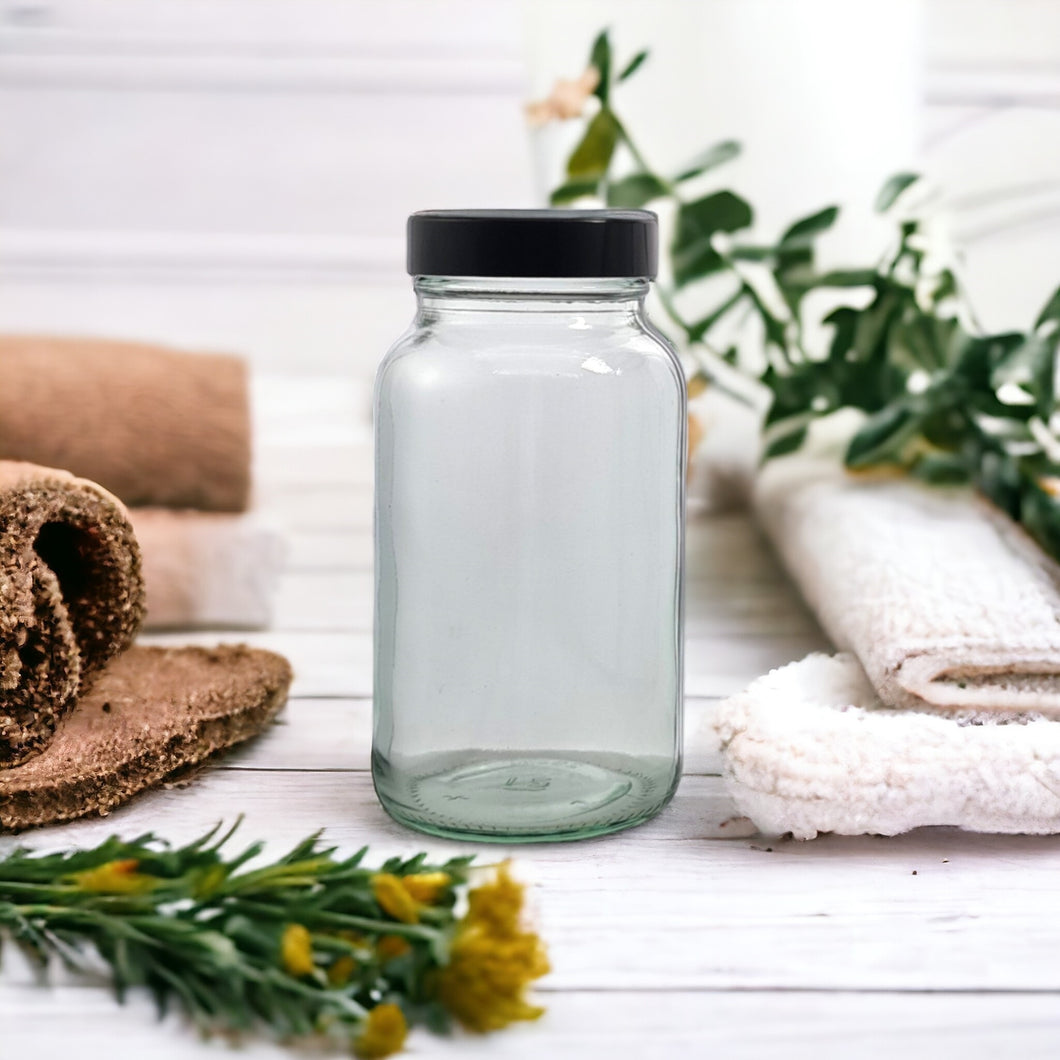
[0,335,250,512]
[754,456,1060,715]
[0,461,144,765]
[130,509,286,630]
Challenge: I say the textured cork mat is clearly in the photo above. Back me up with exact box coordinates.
[0,644,292,831]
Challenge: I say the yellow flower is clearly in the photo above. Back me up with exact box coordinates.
[371,874,420,924]
[464,861,524,937]
[353,1002,408,1059]
[281,923,315,978]
[687,411,705,467]
[69,859,157,895]
[400,872,451,904]
[376,934,412,962]
[525,67,601,127]
[434,863,549,1033]
[687,374,708,399]
[328,954,358,987]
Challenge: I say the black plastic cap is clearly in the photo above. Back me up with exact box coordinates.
[407,209,658,279]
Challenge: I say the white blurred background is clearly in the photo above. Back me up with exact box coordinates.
[0,0,1058,378]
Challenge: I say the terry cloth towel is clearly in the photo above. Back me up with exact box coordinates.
[754,456,1060,715]
[0,461,293,824]
[130,509,286,630]
[0,461,143,766]
[0,644,292,831]
[714,653,1060,839]
[0,335,251,512]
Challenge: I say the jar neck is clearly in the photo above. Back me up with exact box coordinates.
[413,276,650,320]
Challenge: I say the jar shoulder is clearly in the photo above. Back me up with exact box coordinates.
[377,317,685,396]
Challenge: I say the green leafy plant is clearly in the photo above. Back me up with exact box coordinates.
[0,822,548,1058]
[543,29,1060,559]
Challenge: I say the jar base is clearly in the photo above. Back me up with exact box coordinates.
[372,750,679,843]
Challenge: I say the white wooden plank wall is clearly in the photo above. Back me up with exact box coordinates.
[0,0,1058,375]
[924,0,1060,329]
[0,0,534,374]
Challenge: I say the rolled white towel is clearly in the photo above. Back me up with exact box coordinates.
[130,509,286,630]
[756,456,1060,715]
[714,653,1060,839]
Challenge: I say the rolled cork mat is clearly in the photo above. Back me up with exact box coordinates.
[0,335,251,512]
[0,462,144,767]
[0,645,292,831]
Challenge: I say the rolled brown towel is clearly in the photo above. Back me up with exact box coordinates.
[0,335,251,512]
[0,461,144,766]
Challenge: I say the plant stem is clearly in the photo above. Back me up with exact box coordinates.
[611,114,680,199]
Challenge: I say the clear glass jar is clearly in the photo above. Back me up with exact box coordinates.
[373,210,685,842]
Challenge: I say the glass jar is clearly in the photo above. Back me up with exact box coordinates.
[373,210,685,842]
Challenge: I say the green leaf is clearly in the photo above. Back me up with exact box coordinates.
[824,306,859,365]
[550,178,599,205]
[671,242,725,287]
[1034,285,1060,331]
[762,423,809,460]
[991,334,1055,416]
[910,452,971,485]
[845,401,919,467]
[588,30,612,104]
[763,370,832,427]
[976,450,1024,517]
[875,172,919,213]
[727,244,775,262]
[932,268,959,304]
[952,330,1018,390]
[606,172,669,208]
[566,108,619,179]
[740,280,789,350]
[671,190,753,287]
[852,286,903,363]
[770,206,831,283]
[618,49,649,82]
[919,404,969,449]
[1021,475,1060,561]
[674,189,750,249]
[888,315,943,374]
[814,269,879,288]
[673,140,741,183]
[779,205,839,248]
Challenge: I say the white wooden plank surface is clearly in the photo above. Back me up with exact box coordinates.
[7,987,1060,1060]
[10,769,1060,995]
[214,696,727,777]
[5,374,1060,1058]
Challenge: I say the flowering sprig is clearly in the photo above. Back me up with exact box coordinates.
[0,821,549,1058]
[538,29,1060,561]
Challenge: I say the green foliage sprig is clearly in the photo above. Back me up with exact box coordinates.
[0,822,549,1058]
[545,30,1060,560]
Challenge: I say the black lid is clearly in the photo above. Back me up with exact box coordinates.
[407,209,658,279]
